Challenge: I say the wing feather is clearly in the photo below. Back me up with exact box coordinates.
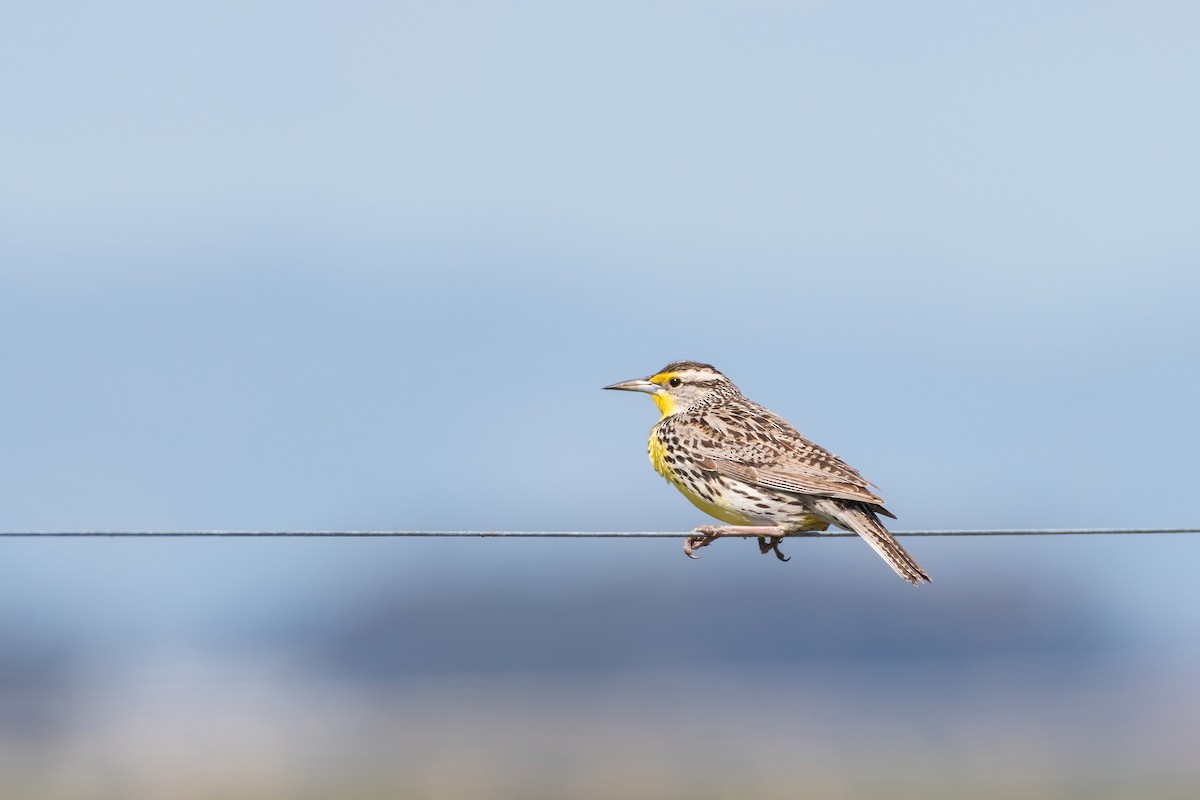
[675,400,890,508]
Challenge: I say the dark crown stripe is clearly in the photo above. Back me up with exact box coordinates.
[660,361,722,375]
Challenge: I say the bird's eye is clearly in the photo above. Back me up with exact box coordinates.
[668,377,682,388]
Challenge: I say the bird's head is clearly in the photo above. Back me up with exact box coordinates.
[604,361,736,418]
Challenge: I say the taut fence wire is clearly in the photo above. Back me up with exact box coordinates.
[1,528,1198,539]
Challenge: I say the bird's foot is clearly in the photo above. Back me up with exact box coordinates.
[684,525,784,559]
[683,526,722,558]
[757,535,790,562]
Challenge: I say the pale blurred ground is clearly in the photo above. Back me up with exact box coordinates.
[3,2,1200,797]
[5,659,1200,800]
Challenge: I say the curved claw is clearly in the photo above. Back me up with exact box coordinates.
[758,535,790,562]
[684,531,721,559]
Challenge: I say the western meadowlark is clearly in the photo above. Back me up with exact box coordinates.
[605,361,931,585]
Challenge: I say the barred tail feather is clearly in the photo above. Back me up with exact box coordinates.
[811,499,931,585]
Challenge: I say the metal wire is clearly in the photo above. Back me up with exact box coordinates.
[0,528,1197,538]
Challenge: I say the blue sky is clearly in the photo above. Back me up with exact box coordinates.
[2,2,1199,656]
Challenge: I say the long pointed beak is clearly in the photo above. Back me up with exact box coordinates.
[603,377,658,394]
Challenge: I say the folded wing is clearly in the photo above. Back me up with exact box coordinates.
[681,403,894,514]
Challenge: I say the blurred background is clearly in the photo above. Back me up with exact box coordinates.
[2,2,1199,797]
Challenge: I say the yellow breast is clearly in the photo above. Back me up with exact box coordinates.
[647,430,759,525]
[647,432,677,485]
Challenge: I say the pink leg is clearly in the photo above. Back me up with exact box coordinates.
[684,525,784,559]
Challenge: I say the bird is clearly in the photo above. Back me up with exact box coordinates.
[604,361,930,585]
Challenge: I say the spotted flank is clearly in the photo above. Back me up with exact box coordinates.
[605,362,931,585]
